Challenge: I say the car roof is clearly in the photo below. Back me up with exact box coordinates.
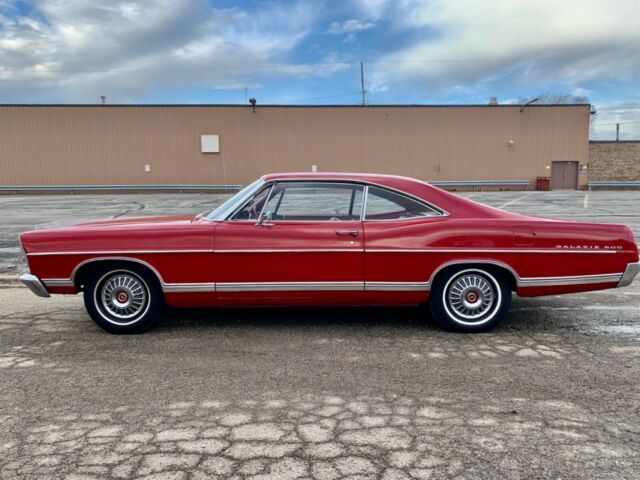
[261,172,426,188]
[260,172,532,221]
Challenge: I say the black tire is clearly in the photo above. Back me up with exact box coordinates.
[429,266,511,333]
[83,263,163,334]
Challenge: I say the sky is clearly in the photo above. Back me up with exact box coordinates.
[0,0,639,139]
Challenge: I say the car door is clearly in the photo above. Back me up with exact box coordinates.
[214,181,365,305]
[363,185,449,305]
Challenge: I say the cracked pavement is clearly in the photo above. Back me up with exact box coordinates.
[1,190,639,479]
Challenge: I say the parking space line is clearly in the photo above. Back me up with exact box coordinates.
[498,194,528,209]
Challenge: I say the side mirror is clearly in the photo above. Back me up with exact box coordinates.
[256,210,273,226]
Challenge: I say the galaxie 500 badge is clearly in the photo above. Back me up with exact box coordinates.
[556,245,623,249]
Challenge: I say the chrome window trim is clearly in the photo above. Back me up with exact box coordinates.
[221,178,447,223]
[227,183,275,222]
[252,181,366,224]
[204,178,265,221]
[264,177,450,217]
[363,184,446,221]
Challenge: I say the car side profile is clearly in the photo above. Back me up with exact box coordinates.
[20,172,639,334]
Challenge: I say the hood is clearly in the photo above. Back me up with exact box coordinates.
[72,215,196,228]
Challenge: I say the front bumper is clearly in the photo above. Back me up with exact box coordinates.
[618,261,640,288]
[19,273,50,298]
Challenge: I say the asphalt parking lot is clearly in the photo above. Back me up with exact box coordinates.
[1,190,639,479]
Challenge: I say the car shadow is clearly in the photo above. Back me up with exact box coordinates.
[158,305,439,332]
[154,295,587,335]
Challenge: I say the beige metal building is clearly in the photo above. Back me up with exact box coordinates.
[0,104,590,191]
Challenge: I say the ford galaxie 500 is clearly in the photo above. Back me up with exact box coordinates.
[19,173,639,334]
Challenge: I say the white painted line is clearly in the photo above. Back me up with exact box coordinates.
[583,193,589,209]
[498,194,528,209]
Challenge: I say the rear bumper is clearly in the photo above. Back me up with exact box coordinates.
[19,273,50,298]
[618,261,640,288]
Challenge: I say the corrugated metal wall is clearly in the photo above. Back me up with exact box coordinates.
[0,104,590,188]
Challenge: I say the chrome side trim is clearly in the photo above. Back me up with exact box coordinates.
[617,261,639,288]
[215,249,363,253]
[28,248,619,256]
[27,249,212,256]
[365,282,429,291]
[42,278,75,287]
[70,257,167,287]
[519,273,623,287]
[216,282,364,292]
[427,259,520,289]
[19,273,50,298]
[367,249,618,254]
[164,283,217,293]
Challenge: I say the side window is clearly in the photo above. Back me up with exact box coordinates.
[231,185,272,221]
[365,186,441,220]
[263,183,364,221]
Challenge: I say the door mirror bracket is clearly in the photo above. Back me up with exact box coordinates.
[256,210,274,226]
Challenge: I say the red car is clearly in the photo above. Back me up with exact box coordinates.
[19,173,639,334]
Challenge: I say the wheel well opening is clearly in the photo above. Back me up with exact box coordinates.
[432,263,517,292]
[73,260,162,291]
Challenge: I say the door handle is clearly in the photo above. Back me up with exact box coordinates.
[335,230,359,237]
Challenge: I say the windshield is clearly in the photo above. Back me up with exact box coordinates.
[204,178,265,221]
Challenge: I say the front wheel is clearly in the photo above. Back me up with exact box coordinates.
[83,265,163,334]
[429,267,511,333]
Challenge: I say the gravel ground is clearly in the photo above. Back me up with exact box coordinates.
[1,190,639,479]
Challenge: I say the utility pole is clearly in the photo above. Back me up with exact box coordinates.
[360,61,366,106]
[616,123,620,141]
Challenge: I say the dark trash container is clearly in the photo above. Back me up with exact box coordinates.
[536,176,550,191]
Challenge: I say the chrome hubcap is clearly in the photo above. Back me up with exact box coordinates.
[447,273,494,320]
[100,273,147,320]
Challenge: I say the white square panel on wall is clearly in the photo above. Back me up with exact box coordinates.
[201,135,220,153]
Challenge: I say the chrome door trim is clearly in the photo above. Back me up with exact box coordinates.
[214,249,364,253]
[27,249,212,256]
[163,283,217,293]
[217,281,365,292]
[365,282,429,291]
[366,248,618,254]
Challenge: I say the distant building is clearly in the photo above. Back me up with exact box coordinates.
[0,104,591,191]
[589,140,640,184]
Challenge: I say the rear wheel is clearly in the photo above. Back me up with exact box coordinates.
[429,267,511,332]
[83,264,163,334]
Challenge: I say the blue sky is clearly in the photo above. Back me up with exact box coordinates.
[0,0,639,139]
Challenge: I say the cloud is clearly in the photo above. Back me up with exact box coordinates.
[0,0,326,102]
[590,102,640,140]
[366,0,640,97]
[326,19,376,34]
[352,0,391,20]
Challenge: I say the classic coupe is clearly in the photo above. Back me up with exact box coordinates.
[20,173,639,334]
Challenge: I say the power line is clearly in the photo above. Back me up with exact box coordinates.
[593,121,640,125]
